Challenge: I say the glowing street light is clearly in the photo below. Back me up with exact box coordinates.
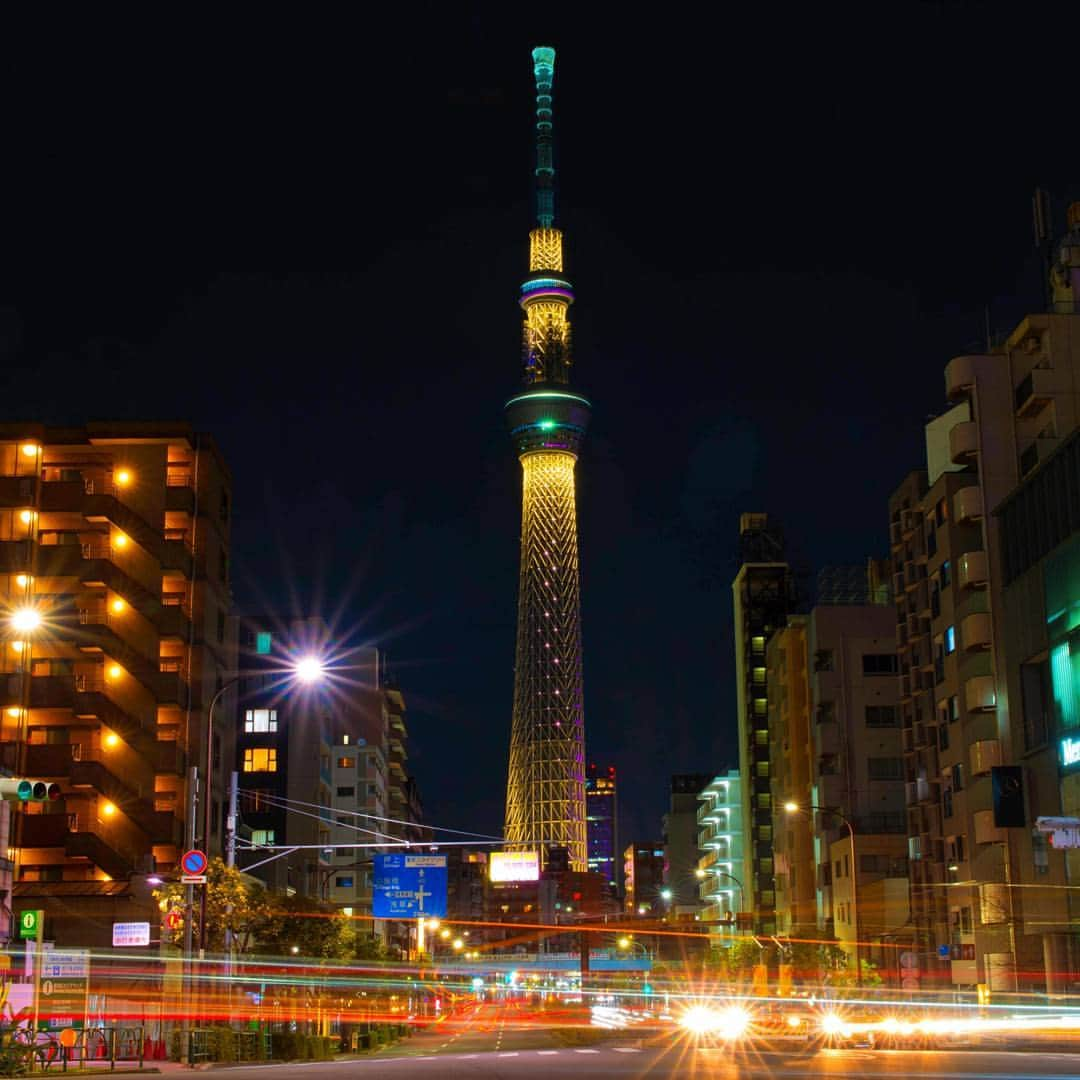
[695,868,706,879]
[294,656,325,683]
[660,888,673,902]
[10,607,41,634]
[452,938,464,951]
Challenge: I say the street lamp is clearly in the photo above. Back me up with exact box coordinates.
[660,888,673,903]
[616,936,649,959]
[10,607,41,634]
[199,655,329,954]
[784,800,860,986]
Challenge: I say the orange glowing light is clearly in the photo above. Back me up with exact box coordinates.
[20,444,39,458]
[111,598,126,614]
[103,732,120,749]
[115,469,132,487]
[113,533,128,549]
[108,664,122,680]
[101,801,117,817]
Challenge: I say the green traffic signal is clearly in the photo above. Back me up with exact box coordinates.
[15,780,61,802]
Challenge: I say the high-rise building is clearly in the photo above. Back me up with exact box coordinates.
[889,199,1080,994]
[1,423,233,947]
[504,46,591,872]
[585,763,618,892]
[733,513,795,934]
[662,773,712,912]
[770,600,909,978]
[623,841,665,914]
[696,771,743,938]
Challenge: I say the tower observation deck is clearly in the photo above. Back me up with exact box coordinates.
[503,46,590,872]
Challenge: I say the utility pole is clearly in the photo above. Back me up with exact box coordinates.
[225,771,238,869]
[181,767,198,1064]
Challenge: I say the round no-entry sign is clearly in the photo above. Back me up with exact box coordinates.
[181,849,208,875]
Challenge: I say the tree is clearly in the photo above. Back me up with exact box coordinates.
[256,894,353,959]
[156,858,271,954]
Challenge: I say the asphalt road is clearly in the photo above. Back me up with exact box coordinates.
[214,1001,1080,1078]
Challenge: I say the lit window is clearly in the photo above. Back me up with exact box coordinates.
[945,625,956,654]
[244,709,278,733]
[251,829,275,845]
[751,635,765,655]
[342,734,350,746]
[337,757,355,769]
[335,876,354,888]
[243,747,277,772]
[752,667,766,684]
[255,631,272,655]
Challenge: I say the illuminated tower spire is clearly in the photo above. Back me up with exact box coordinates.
[503,46,591,872]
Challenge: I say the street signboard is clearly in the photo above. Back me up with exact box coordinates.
[112,922,150,947]
[18,910,43,940]
[181,874,207,885]
[181,849,208,875]
[39,947,89,1029]
[373,853,447,919]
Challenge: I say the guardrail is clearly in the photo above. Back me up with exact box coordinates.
[0,1025,145,1072]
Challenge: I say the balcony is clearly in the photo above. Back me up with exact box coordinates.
[969,739,1002,776]
[15,812,135,880]
[35,543,160,615]
[155,739,187,775]
[164,483,196,515]
[954,486,983,523]
[1,673,156,741]
[0,539,33,573]
[945,355,983,399]
[961,612,991,651]
[157,663,190,707]
[957,550,988,589]
[40,479,159,556]
[1014,367,1054,418]
[973,809,1005,846]
[949,420,979,465]
[161,536,193,577]
[965,674,996,712]
[76,608,162,691]
[0,475,37,508]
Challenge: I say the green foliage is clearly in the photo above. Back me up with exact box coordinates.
[255,893,353,959]
[270,1033,337,1060]
[156,858,271,954]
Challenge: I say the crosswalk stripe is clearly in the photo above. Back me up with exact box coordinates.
[498,1052,519,1057]
[537,1050,559,1055]
[574,1048,601,1053]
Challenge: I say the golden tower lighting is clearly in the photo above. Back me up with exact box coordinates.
[503,46,591,872]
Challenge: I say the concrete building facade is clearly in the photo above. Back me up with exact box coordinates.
[662,773,711,914]
[1,423,234,948]
[696,771,743,940]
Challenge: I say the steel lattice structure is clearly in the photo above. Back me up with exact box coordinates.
[503,47,590,871]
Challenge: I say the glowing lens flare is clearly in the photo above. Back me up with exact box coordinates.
[10,608,41,633]
[294,656,325,683]
[679,1004,752,1040]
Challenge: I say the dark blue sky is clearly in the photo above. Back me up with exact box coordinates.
[2,4,1076,845]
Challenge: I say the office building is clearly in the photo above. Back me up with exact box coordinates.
[889,199,1080,993]
[733,512,795,934]
[662,773,711,912]
[503,47,592,871]
[623,841,665,914]
[1,423,233,947]
[585,763,618,894]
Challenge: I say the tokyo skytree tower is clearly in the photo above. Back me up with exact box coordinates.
[503,46,591,871]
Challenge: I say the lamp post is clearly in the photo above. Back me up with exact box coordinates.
[784,800,860,987]
[197,654,326,955]
[616,936,650,960]
[711,870,745,925]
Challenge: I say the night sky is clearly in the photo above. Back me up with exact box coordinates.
[3,6,1077,846]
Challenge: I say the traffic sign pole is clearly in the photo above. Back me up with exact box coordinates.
[31,912,43,1035]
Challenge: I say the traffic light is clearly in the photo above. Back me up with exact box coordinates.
[0,779,62,803]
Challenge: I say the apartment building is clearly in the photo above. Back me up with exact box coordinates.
[623,841,665,914]
[733,513,795,935]
[888,200,1080,993]
[662,773,711,913]
[1,423,233,947]
[696,771,743,941]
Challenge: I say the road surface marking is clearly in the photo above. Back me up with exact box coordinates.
[537,1050,559,1055]
[574,1048,601,1053]
[498,1052,519,1057]
[613,1047,641,1052]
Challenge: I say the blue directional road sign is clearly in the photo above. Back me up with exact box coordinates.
[373,853,447,919]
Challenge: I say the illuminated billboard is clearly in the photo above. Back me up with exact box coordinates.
[489,850,540,883]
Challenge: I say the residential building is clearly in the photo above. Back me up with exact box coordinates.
[1,423,233,948]
[662,773,711,913]
[585,763,618,895]
[768,617,816,937]
[889,199,1080,993]
[696,771,743,939]
[623,841,665,914]
[733,513,795,934]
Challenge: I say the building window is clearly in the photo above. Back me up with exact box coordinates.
[256,631,272,655]
[752,666,766,685]
[336,786,355,798]
[939,723,950,751]
[751,635,765,655]
[941,560,952,587]
[814,650,834,672]
[335,876,354,888]
[949,694,960,723]
[865,705,898,728]
[251,829,275,845]
[1020,659,1051,751]
[868,756,903,781]
[945,625,956,654]
[243,747,277,772]
[337,757,355,768]
[931,578,941,618]
[753,697,767,716]
[936,497,947,527]
[817,701,836,724]
[244,709,278,733]
[863,654,898,675]
[952,763,965,791]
